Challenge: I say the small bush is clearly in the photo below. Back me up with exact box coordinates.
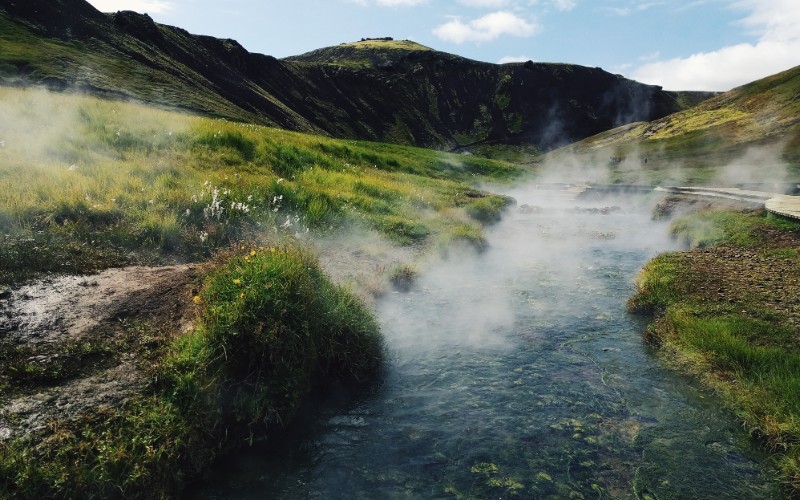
[0,246,382,497]
[373,215,430,245]
[389,264,417,292]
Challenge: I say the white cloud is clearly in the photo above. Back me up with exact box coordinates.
[603,2,663,16]
[498,55,531,64]
[552,0,577,12]
[632,40,800,91]
[630,0,800,90]
[458,0,512,7]
[375,0,427,5]
[433,11,540,43]
[86,0,175,13]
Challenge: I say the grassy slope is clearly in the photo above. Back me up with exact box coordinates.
[0,86,520,286]
[628,209,800,491]
[0,87,523,496]
[549,65,800,185]
[0,10,314,128]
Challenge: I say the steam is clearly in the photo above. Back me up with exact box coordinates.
[0,87,190,168]
[375,183,679,364]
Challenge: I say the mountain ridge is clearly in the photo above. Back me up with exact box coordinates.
[0,0,711,154]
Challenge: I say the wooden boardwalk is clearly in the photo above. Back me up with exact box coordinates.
[765,195,800,220]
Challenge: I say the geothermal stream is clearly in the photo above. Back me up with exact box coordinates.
[195,188,781,498]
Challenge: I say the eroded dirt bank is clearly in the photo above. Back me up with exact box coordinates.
[0,265,198,443]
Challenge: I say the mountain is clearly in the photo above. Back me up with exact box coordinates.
[549,64,800,183]
[0,0,710,154]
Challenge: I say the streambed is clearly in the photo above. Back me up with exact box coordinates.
[194,190,781,498]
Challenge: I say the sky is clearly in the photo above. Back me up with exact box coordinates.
[84,0,800,92]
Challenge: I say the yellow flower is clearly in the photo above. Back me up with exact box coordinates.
[192,295,201,304]
[233,278,242,285]
[244,256,250,262]
[239,292,245,299]
[250,250,257,257]
[270,247,276,253]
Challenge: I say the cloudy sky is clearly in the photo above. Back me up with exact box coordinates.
[85,0,800,91]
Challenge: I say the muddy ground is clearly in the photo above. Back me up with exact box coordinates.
[0,265,199,442]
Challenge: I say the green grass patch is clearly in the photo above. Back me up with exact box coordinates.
[0,245,381,497]
[0,87,522,285]
[629,208,800,492]
[670,209,800,248]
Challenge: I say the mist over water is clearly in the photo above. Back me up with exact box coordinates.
[195,188,782,498]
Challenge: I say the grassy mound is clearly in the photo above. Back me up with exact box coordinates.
[628,209,800,491]
[0,245,381,498]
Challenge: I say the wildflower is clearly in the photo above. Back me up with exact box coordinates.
[199,231,209,243]
[185,209,191,216]
[250,250,256,257]
[233,278,242,285]
[192,295,201,304]
[244,256,250,262]
[239,292,245,300]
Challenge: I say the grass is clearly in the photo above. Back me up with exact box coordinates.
[0,87,521,286]
[628,209,800,491]
[0,87,525,496]
[0,245,382,498]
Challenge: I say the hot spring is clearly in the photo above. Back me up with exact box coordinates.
[193,188,781,499]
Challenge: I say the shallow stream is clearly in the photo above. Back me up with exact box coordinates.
[195,189,781,498]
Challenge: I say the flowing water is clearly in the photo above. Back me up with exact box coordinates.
[195,189,782,499]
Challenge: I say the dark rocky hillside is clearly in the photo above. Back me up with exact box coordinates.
[0,0,711,153]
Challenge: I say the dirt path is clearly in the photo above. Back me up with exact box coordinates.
[0,265,199,442]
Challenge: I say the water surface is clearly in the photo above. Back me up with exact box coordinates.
[196,190,781,499]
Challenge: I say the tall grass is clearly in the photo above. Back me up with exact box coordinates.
[0,87,521,285]
[629,209,800,491]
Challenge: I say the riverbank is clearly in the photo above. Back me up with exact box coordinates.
[0,88,521,497]
[628,205,800,491]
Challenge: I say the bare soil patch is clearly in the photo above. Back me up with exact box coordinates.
[0,265,199,443]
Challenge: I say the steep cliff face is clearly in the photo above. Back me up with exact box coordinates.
[0,0,705,152]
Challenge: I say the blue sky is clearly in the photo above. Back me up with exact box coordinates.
[85,0,800,91]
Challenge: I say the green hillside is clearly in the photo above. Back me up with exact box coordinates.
[550,65,800,185]
[0,86,519,287]
[0,86,525,497]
